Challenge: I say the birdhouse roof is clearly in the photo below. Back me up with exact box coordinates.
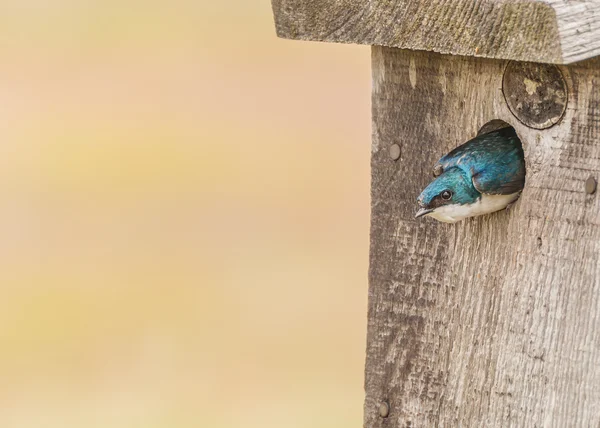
[272,0,600,64]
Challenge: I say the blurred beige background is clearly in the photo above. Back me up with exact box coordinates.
[0,1,370,427]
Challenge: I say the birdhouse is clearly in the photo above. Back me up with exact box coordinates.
[271,1,600,426]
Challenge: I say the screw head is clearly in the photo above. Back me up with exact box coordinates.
[585,176,597,194]
[389,144,401,161]
[379,401,390,418]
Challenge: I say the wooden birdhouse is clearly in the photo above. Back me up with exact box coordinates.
[271,1,600,426]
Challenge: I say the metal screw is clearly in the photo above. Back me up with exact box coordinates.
[585,176,597,194]
[389,144,401,161]
[379,401,390,418]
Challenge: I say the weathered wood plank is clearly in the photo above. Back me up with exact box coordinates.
[271,0,600,64]
[365,47,600,427]
[552,0,600,63]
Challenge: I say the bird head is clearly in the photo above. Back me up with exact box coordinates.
[416,167,480,222]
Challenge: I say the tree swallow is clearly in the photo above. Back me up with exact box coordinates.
[416,126,525,223]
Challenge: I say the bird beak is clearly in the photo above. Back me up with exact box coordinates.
[415,208,434,218]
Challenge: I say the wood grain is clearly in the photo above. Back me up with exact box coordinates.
[552,0,600,64]
[365,47,600,427]
[271,0,600,64]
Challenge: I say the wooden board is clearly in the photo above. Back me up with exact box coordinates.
[365,47,600,427]
[271,0,600,64]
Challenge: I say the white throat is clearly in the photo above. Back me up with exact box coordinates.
[427,192,520,223]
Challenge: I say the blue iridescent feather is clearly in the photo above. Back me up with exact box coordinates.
[436,126,525,195]
[416,126,526,223]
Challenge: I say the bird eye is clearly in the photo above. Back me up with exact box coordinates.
[441,190,453,200]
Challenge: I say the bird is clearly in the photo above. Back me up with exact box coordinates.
[415,126,525,223]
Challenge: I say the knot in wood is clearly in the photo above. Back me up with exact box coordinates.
[502,61,567,129]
